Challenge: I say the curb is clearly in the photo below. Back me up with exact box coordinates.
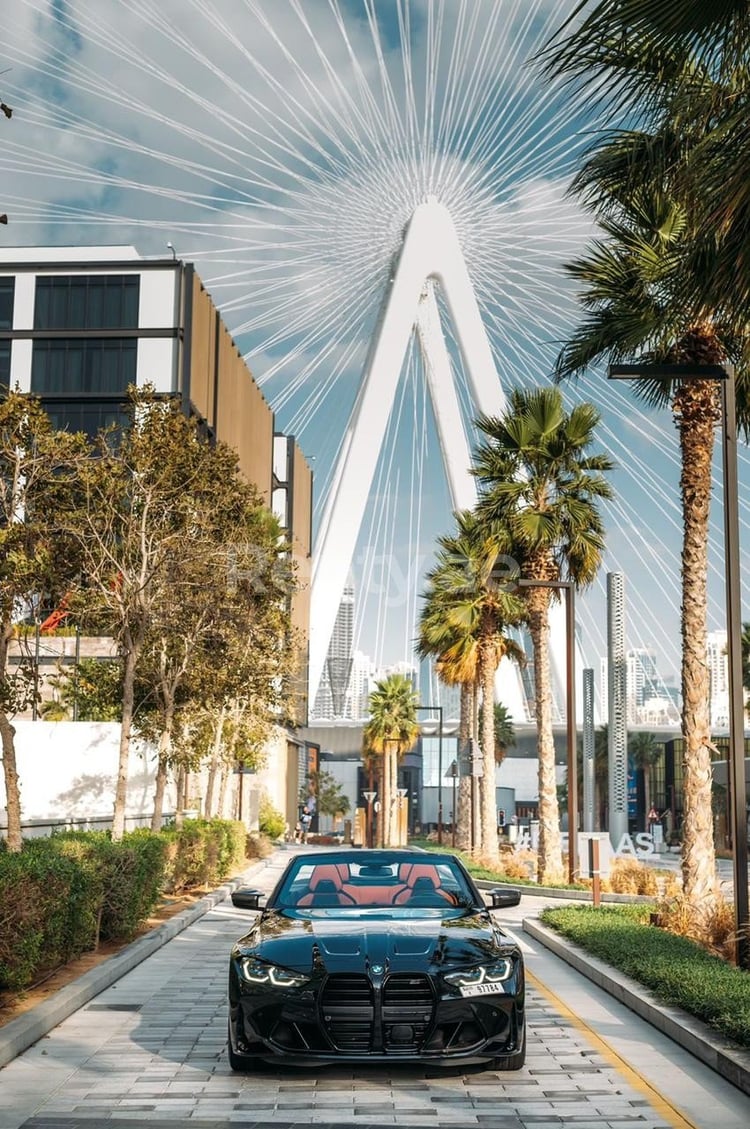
[523,915,750,1099]
[0,855,273,1071]
[474,877,654,904]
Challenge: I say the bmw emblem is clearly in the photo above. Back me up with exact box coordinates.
[370,963,384,974]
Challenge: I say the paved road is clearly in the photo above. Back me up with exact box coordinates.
[1,849,749,1129]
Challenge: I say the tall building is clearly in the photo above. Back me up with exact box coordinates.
[626,648,660,724]
[707,630,729,729]
[0,244,313,724]
[311,585,355,720]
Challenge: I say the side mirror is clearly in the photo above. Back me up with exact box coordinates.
[487,887,521,909]
[231,888,264,910]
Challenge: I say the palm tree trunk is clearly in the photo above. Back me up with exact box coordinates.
[382,745,391,846]
[455,681,472,851]
[480,646,499,865]
[528,593,564,885]
[675,379,720,908]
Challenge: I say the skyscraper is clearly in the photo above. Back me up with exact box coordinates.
[311,585,354,720]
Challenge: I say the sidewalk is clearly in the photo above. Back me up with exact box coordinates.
[0,852,276,1071]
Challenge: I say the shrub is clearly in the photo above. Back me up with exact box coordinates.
[258,797,286,841]
[602,858,680,897]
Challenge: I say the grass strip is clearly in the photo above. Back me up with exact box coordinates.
[540,904,750,1049]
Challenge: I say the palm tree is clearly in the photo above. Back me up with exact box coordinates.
[550,138,750,910]
[363,673,419,847]
[628,731,661,830]
[473,387,614,884]
[418,511,524,863]
[540,0,750,317]
[417,600,478,851]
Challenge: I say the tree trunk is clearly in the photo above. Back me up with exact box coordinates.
[379,750,388,846]
[675,379,720,908]
[0,624,22,851]
[204,705,227,817]
[479,646,499,864]
[390,744,400,845]
[150,699,174,833]
[528,592,564,885]
[455,681,473,851]
[0,709,21,852]
[112,642,139,841]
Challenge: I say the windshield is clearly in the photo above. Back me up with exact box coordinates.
[274,854,475,910]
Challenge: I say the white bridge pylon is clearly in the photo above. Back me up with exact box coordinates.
[309,197,560,720]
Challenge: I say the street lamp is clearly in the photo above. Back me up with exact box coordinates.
[610,362,749,969]
[417,704,444,844]
[516,579,577,884]
[447,759,459,847]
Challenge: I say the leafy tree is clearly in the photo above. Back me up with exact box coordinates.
[303,768,350,825]
[58,386,273,840]
[0,392,88,850]
[41,657,124,722]
[363,673,419,847]
[136,434,292,830]
[473,387,614,884]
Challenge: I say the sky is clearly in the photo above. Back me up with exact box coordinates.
[1,0,748,705]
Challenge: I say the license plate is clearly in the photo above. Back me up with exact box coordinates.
[459,982,502,997]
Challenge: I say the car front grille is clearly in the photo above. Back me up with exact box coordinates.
[320,974,374,1051]
[320,972,435,1054]
[383,974,435,1052]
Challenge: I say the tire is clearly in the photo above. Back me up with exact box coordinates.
[495,1022,526,1071]
[227,1021,262,1072]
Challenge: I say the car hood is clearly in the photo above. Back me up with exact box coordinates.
[236,910,510,974]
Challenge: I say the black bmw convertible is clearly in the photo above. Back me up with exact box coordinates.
[227,848,525,1072]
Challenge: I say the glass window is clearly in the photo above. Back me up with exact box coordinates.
[34,275,139,329]
[40,398,128,438]
[0,277,14,330]
[0,340,10,390]
[31,338,137,395]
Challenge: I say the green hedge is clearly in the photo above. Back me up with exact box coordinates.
[0,819,248,992]
[540,904,750,1048]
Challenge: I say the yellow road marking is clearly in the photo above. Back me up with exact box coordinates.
[527,968,699,1129]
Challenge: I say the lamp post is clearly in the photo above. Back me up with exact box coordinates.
[610,362,749,969]
[447,760,459,847]
[516,579,577,884]
[417,704,444,843]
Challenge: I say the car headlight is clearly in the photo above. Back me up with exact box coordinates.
[443,959,513,987]
[239,957,308,989]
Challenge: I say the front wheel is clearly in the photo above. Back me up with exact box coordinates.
[495,1023,526,1071]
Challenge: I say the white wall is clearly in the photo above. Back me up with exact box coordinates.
[0,721,167,832]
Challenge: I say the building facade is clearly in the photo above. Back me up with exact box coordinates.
[0,245,313,829]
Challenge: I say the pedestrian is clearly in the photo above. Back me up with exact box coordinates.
[300,807,312,844]
[647,805,659,831]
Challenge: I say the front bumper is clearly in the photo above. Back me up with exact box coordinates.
[229,965,524,1065]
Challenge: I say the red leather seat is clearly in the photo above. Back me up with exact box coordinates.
[393,863,454,904]
[297,864,356,906]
